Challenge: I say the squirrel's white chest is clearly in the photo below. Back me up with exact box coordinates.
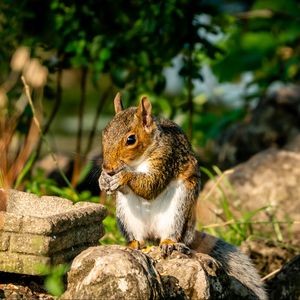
[116,179,186,241]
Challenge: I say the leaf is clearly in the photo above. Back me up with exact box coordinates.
[99,48,111,62]
[14,153,37,189]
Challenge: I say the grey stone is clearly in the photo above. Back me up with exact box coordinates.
[0,232,10,251]
[48,223,105,255]
[9,232,51,255]
[0,189,107,275]
[61,245,164,300]
[0,252,50,275]
[0,212,22,232]
[61,245,265,300]
[8,225,104,256]
[7,190,73,217]
[199,149,300,237]
[52,242,103,265]
[6,190,107,235]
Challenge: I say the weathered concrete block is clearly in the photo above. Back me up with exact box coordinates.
[9,232,52,255]
[0,189,107,275]
[0,212,22,232]
[0,232,10,251]
[0,252,50,275]
[49,223,105,254]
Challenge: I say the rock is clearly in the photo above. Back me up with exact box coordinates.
[60,245,164,300]
[198,148,300,238]
[266,254,300,300]
[61,245,265,300]
[212,85,300,169]
[0,189,107,275]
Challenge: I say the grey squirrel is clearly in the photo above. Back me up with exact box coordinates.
[99,93,267,300]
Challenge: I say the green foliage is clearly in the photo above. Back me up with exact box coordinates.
[213,0,300,94]
[47,0,226,96]
[2,0,300,146]
[0,0,229,99]
[101,202,126,245]
[38,264,69,296]
[190,106,245,147]
[25,168,95,202]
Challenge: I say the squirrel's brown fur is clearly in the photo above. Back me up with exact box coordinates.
[99,94,267,300]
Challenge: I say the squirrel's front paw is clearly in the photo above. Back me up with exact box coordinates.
[99,170,127,194]
[99,171,111,193]
[108,171,126,192]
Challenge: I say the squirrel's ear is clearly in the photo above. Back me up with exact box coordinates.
[114,93,123,114]
[137,96,153,131]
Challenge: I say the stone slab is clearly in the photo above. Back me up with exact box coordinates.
[0,212,22,232]
[0,232,10,251]
[7,190,73,217]
[51,242,103,265]
[9,223,104,256]
[0,189,108,275]
[2,190,107,235]
[0,252,51,275]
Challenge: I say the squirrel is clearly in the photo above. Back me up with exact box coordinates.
[99,93,267,300]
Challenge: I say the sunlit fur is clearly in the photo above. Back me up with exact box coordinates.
[100,96,266,299]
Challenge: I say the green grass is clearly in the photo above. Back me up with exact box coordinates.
[199,166,296,246]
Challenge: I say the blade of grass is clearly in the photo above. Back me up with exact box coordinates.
[14,153,36,189]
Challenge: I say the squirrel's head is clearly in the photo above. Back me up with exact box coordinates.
[101,93,157,174]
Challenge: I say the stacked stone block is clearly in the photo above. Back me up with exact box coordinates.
[0,189,107,275]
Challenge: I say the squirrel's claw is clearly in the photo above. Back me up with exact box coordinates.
[173,242,192,255]
[160,242,175,257]
[159,239,191,257]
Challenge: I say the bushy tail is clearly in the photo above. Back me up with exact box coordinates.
[191,231,267,300]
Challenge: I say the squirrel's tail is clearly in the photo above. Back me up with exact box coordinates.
[191,231,268,300]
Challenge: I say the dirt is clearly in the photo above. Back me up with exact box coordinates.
[241,239,299,278]
[0,273,54,300]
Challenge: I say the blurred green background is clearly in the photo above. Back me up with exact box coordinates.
[2,0,300,157]
[1,0,300,245]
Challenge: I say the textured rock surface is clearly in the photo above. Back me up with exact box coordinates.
[198,148,300,237]
[61,245,264,300]
[0,189,107,275]
[266,254,300,300]
[61,246,164,300]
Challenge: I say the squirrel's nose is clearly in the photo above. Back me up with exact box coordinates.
[106,170,116,176]
[102,164,116,176]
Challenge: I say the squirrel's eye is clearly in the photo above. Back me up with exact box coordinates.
[126,134,136,146]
